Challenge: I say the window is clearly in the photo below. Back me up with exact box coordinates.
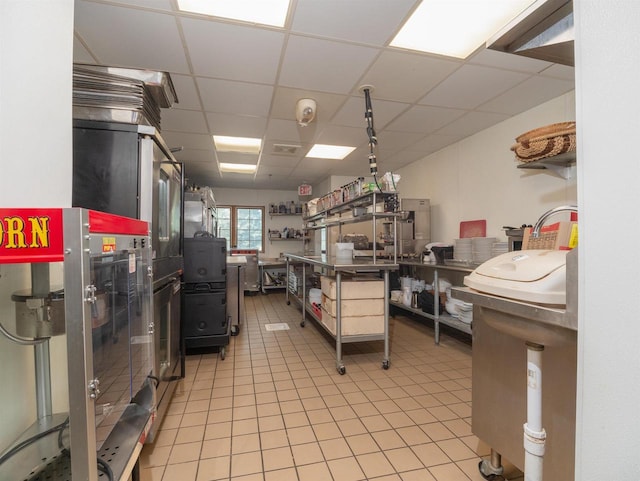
[216,206,264,252]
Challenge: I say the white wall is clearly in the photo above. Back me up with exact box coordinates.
[397,92,577,244]
[0,0,74,451]
[574,1,640,478]
[213,187,305,258]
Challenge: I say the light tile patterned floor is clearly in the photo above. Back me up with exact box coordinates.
[139,292,524,481]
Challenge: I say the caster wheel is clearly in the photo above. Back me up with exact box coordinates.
[287,300,291,305]
[230,325,239,336]
[337,365,346,375]
[220,347,226,360]
[300,321,305,327]
[382,360,390,370]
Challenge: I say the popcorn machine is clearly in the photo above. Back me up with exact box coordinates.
[0,208,155,481]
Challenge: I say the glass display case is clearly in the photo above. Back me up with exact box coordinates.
[0,208,155,481]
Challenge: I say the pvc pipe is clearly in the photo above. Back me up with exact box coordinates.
[524,342,546,481]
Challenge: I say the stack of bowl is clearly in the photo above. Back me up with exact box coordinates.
[491,241,509,258]
[472,237,496,263]
[454,238,472,261]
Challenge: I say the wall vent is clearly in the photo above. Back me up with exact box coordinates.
[273,144,300,155]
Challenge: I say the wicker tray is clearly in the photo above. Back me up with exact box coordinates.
[511,122,576,163]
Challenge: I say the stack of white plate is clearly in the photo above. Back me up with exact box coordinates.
[491,241,509,258]
[457,302,473,324]
[454,238,473,261]
[444,298,473,323]
[472,237,497,263]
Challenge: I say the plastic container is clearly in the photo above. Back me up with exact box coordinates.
[309,288,322,305]
[335,242,354,261]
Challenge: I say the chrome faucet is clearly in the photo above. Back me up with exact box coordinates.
[531,205,578,238]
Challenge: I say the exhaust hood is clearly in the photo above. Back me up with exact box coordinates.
[487,0,574,66]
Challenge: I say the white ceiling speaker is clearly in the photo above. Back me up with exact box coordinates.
[295,98,316,127]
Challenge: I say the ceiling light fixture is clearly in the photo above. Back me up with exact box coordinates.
[295,98,316,127]
[390,0,536,59]
[213,135,262,154]
[306,144,355,160]
[177,0,291,27]
[219,163,257,174]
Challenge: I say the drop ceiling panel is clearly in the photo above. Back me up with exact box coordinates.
[332,97,410,129]
[375,130,426,153]
[162,131,213,151]
[479,76,574,115]
[385,105,466,134]
[74,1,189,73]
[170,74,202,111]
[161,109,208,134]
[540,64,575,80]
[173,149,215,164]
[291,0,418,46]
[257,165,294,176]
[181,18,285,83]
[270,87,347,122]
[260,153,303,168]
[217,152,259,164]
[436,111,510,137]
[72,0,576,191]
[265,119,317,145]
[206,113,267,137]
[197,77,274,116]
[361,50,461,103]
[279,35,379,94]
[419,65,530,110]
[315,125,368,147]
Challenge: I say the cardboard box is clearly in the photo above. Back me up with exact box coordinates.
[320,276,384,299]
[321,307,384,336]
[322,295,384,317]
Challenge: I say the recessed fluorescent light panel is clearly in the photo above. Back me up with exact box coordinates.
[390,0,535,59]
[306,144,356,160]
[219,163,257,174]
[177,0,290,27]
[213,135,262,154]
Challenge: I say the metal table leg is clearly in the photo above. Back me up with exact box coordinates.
[335,270,345,374]
[285,258,290,305]
[382,269,390,369]
[300,263,306,327]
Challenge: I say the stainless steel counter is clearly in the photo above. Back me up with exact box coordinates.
[451,286,577,479]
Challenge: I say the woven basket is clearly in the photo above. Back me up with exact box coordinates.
[511,122,576,163]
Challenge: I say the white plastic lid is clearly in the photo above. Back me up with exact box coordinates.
[474,250,568,282]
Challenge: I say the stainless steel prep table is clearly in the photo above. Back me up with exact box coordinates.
[284,253,398,375]
[259,258,288,293]
[392,261,474,344]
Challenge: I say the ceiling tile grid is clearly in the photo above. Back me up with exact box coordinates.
[73,0,575,190]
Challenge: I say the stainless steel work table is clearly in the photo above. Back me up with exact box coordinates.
[284,253,398,375]
[393,261,474,343]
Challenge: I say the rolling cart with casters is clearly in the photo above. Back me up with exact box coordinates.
[285,253,396,375]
